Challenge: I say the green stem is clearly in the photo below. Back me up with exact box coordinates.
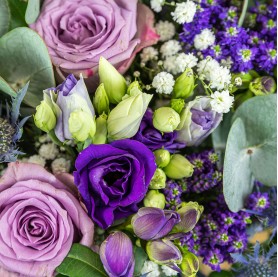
[238,0,249,27]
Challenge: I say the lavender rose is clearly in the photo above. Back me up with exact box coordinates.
[133,109,185,152]
[74,139,156,229]
[0,162,94,277]
[30,0,159,80]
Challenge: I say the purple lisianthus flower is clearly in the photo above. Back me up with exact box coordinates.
[133,109,185,152]
[177,97,223,146]
[74,139,156,229]
[55,74,77,95]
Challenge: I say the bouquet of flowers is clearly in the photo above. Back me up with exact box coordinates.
[0,0,276,276]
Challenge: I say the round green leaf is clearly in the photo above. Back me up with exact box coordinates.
[0,0,10,37]
[25,0,41,24]
[0,27,55,108]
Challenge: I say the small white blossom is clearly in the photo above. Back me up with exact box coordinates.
[28,155,46,167]
[160,40,182,58]
[221,56,233,69]
[38,134,51,144]
[210,66,232,90]
[155,20,176,41]
[38,143,59,160]
[194,28,215,50]
[51,157,71,174]
[141,261,160,277]
[152,72,175,94]
[175,52,198,72]
[171,1,197,24]
[161,265,178,276]
[150,0,164,12]
[163,56,180,75]
[140,47,159,63]
[211,90,234,113]
[197,59,219,80]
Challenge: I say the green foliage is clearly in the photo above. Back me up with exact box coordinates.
[7,0,28,30]
[56,244,108,277]
[25,0,41,24]
[223,95,277,212]
[0,27,55,108]
[134,246,148,276]
[0,0,10,37]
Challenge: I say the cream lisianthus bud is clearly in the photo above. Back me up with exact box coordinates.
[99,56,127,104]
[93,113,108,145]
[173,68,195,99]
[34,100,56,132]
[68,110,96,142]
[153,107,180,133]
[107,88,153,141]
[93,83,110,115]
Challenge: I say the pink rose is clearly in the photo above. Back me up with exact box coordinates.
[31,0,159,81]
[0,162,94,277]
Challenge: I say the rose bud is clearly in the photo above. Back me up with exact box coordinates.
[93,114,108,145]
[143,190,166,209]
[249,76,276,96]
[153,107,181,133]
[132,207,180,240]
[99,57,127,104]
[100,231,134,277]
[154,149,171,168]
[68,110,96,142]
[34,100,56,132]
[173,202,204,233]
[173,68,195,99]
[149,168,167,189]
[163,154,194,179]
[146,239,182,265]
[93,83,110,115]
[176,96,222,146]
[181,251,199,277]
[107,88,153,141]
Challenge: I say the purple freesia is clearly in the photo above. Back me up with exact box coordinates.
[74,139,156,229]
[131,207,180,240]
[100,231,134,277]
[133,109,185,152]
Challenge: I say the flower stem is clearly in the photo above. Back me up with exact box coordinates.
[238,0,249,27]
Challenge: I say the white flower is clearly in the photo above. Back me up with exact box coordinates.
[211,90,234,113]
[28,155,46,167]
[152,72,175,94]
[161,265,178,276]
[209,66,232,90]
[51,157,71,174]
[171,1,197,24]
[140,47,159,63]
[150,0,164,12]
[175,52,198,72]
[194,28,215,50]
[155,20,175,41]
[197,58,219,80]
[141,261,160,277]
[220,56,233,69]
[38,134,51,144]
[160,40,182,58]
[38,143,59,160]
[163,56,180,75]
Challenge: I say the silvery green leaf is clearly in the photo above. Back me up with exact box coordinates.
[0,0,10,37]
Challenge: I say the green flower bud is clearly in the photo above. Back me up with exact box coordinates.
[68,110,96,142]
[127,81,141,94]
[99,56,127,104]
[181,251,199,277]
[144,190,166,209]
[173,68,195,99]
[154,149,171,168]
[231,71,254,92]
[93,113,108,144]
[164,154,194,179]
[171,98,185,114]
[153,107,180,133]
[107,88,152,141]
[234,89,254,109]
[249,76,277,96]
[173,202,204,233]
[93,83,110,115]
[34,100,56,132]
[149,168,167,189]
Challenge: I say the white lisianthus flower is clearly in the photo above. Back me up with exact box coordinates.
[150,0,164,13]
[171,1,197,24]
[194,28,216,50]
[161,265,178,276]
[140,47,159,63]
[160,40,182,58]
[140,261,160,277]
[155,20,175,41]
[152,72,175,94]
[211,90,234,113]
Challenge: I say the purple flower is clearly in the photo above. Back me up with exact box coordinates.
[55,74,77,95]
[177,97,223,146]
[131,207,180,240]
[100,231,134,277]
[257,42,277,73]
[246,192,270,212]
[232,45,257,72]
[74,139,156,229]
[133,109,185,152]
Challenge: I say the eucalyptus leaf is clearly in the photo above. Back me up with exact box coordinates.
[56,244,108,277]
[7,0,27,29]
[0,0,10,37]
[134,247,148,276]
[0,27,55,108]
[25,0,41,24]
